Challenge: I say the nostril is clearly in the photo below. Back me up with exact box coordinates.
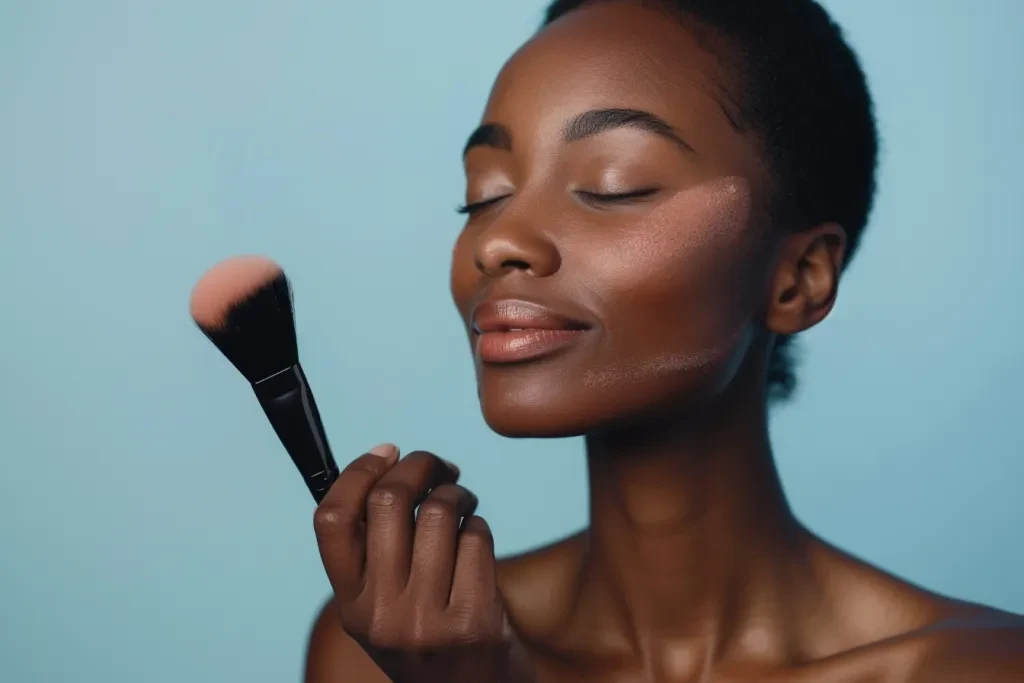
[501,259,531,271]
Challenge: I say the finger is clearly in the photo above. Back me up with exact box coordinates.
[449,515,497,606]
[313,444,399,602]
[364,451,461,592]
[408,484,479,600]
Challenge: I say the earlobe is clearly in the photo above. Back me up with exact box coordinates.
[765,223,847,336]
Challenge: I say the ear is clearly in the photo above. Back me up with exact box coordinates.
[765,222,847,336]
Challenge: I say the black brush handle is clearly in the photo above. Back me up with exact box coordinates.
[252,364,339,503]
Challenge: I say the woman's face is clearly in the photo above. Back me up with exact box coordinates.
[450,1,779,438]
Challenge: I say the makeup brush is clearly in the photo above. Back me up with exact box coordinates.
[190,255,339,503]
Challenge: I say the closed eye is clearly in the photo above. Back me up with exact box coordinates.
[575,188,660,206]
[457,188,659,215]
[456,194,511,215]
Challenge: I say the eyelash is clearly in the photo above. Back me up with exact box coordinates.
[576,188,659,206]
[455,189,658,216]
[456,195,508,215]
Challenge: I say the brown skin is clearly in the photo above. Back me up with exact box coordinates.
[306,3,1024,681]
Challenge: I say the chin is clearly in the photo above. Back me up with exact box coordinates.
[477,376,594,438]
[481,406,590,439]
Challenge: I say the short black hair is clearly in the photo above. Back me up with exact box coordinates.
[542,0,879,402]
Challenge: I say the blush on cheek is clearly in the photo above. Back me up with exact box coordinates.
[591,176,755,284]
[651,176,754,254]
[580,177,760,392]
[581,325,753,390]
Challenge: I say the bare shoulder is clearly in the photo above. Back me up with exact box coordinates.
[793,604,1024,683]
[904,606,1024,682]
[304,597,388,683]
[496,531,587,640]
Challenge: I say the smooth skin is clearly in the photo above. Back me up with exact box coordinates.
[306,3,1024,681]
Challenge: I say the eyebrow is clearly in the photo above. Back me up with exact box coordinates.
[563,108,695,153]
[462,123,512,158]
[461,107,696,158]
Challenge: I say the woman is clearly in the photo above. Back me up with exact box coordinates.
[305,1,1024,681]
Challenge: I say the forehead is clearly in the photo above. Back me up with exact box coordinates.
[482,1,758,174]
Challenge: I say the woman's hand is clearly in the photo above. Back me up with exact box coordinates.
[313,444,534,683]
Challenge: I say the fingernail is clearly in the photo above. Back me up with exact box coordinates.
[441,458,461,476]
[369,443,399,463]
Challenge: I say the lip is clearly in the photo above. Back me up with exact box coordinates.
[471,299,592,364]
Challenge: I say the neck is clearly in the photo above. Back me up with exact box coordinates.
[576,385,821,666]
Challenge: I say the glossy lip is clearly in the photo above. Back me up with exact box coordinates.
[471,299,591,334]
[470,299,592,364]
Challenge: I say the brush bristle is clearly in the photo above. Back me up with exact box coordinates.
[190,256,299,383]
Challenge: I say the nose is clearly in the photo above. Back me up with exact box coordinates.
[473,216,561,279]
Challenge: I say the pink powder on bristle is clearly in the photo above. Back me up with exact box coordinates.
[189,255,283,329]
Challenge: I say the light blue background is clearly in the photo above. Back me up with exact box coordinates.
[2,1,1022,681]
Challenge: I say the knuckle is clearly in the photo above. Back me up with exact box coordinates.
[365,621,400,649]
[417,499,456,525]
[409,611,434,643]
[445,604,483,641]
[367,483,412,512]
[312,505,352,535]
[459,528,493,554]
[365,611,431,649]
[338,606,370,638]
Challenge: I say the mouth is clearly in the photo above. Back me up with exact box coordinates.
[470,299,592,364]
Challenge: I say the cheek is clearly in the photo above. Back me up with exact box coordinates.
[578,180,763,389]
[449,228,476,317]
